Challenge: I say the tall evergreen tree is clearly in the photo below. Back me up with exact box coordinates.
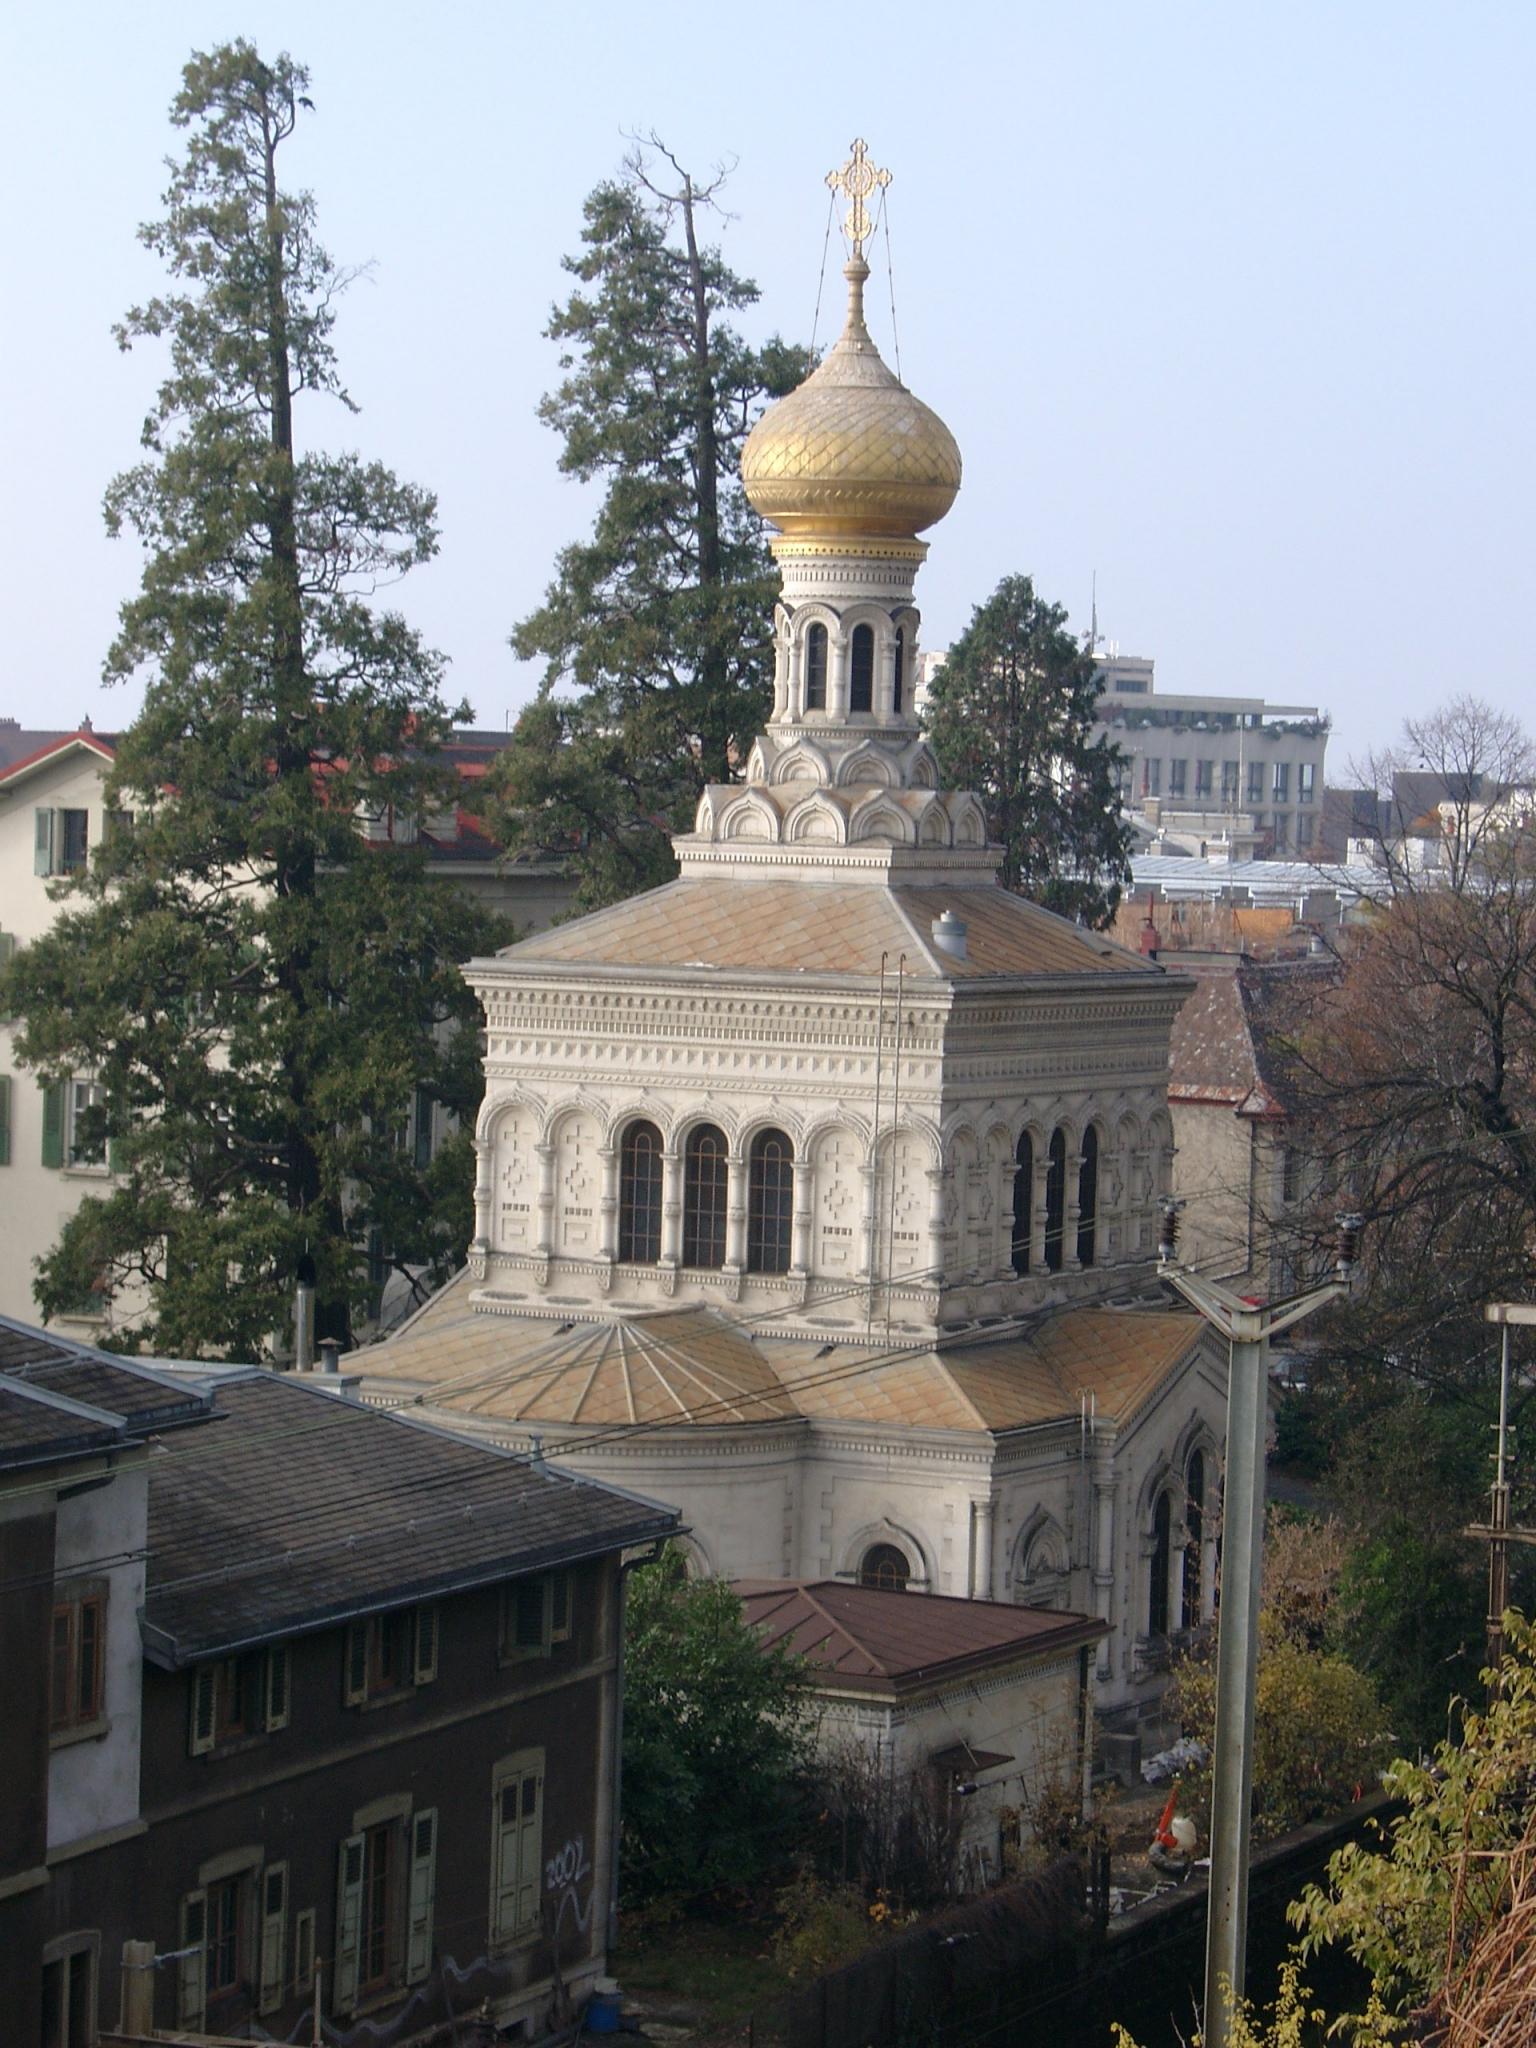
[925,575,1132,927]
[1,42,506,1356]
[489,143,812,909]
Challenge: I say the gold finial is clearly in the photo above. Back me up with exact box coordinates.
[826,138,891,260]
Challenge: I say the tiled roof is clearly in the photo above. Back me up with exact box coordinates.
[0,1378,127,1469]
[363,1286,1207,1440]
[1168,958,1333,1116]
[733,1580,1105,1696]
[489,877,1160,983]
[0,1319,212,1444]
[141,1371,679,1665]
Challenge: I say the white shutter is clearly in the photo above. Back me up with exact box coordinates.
[406,1808,437,1984]
[515,1768,543,1932]
[413,1605,438,1686]
[189,1666,216,1754]
[258,1862,288,2014]
[264,1645,290,1731]
[34,808,55,877]
[334,1834,365,2012]
[178,1890,207,2029]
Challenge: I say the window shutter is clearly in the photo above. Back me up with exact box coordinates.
[40,1081,65,1170]
[493,1781,519,1941]
[406,1808,437,1984]
[334,1835,365,2013]
[34,808,55,877]
[178,1890,207,2029]
[258,1862,288,2014]
[265,1645,290,1731]
[190,1665,217,1755]
[343,1623,368,1706]
[293,1908,316,2000]
[516,1769,544,1932]
[550,1571,572,1643]
[0,1076,11,1168]
[412,1605,438,1686]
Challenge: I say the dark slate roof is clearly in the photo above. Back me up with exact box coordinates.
[142,1372,679,1666]
[1167,957,1334,1118]
[733,1580,1105,1698]
[0,1320,213,1471]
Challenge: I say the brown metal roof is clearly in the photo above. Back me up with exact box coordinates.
[141,1371,679,1665]
[488,877,1161,983]
[733,1579,1106,1697]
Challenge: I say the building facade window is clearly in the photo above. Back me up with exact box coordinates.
[1076,1125,1099,1267]
[859,1543,911,1591]
[50,1584,106,1737]
[340,1609,435,1709]
[34,807,90,877]
[804,623,828,711]
[500,1571,572,1663]
[1194,759,1213,798]
[617,1119,664,1263]
[848,624,875,713]
[41,1934,98,2048]
[1143,758,1161,797]
[1182,1449,1205,1628]
[746,1128,793,1274]
[892,626,905,714]
[1044,1128,1068,1273]
[1298,761,1315,803]
[1221,760,1239,802]
[682,1124,728,1269]
[1272,761,1290,801]
[491,1750,545,1945]
[1247,762,1264,804]
[190,1645,290,1753]
[1168,759,1187,798]
[1149,1490,1173,1637]
[335,1805,435,2009]
[1011,1131,1033,1275]
[1296,812,1316,848]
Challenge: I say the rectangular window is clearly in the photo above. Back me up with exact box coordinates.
[206,1874,244,2002]
[360,1822,395,1997]
[293,1909,316,2002]
[1298,761,1316,803]
[1272,761,1290,801]
[344,1607,438,1705]
[41,1940,97,2048]
[1246,762,1264,804]
[491,1750,545,1944]
[34,808,91,877]
[61,810,89,873]
[1296,812,1316,849]
[1143,758,1161,797]
[1221,760,1239,802]
[500,1573,572,1663]
[1168,759,1187,797]
[189,1646,289,1755]
[1194,759,1213,797]
[50,1588,105,1735]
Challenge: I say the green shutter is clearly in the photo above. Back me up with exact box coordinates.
[0,1076,10,1167]
[34,808,55,876]
[40,1081,64,1169]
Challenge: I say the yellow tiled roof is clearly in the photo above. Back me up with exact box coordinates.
[364,1281,1204,1439]
[490,879,1158,982]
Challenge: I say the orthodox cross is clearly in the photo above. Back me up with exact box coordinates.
[826,138,891,259]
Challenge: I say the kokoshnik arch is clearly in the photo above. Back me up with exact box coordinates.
[363,143,1225,1743]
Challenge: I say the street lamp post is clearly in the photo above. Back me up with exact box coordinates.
[1157,1204,1361,2048]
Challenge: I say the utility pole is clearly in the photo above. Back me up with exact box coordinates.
[1157,1201,1362,2048]
[1471,1302,1536,1676]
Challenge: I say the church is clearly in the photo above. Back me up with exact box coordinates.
[361,146,1225,1745]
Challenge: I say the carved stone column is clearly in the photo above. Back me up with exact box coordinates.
[859,1161,881,1282]
[724,1149,749,1276]
[1064,1150,1085,1273]
[659,1146,683,1272]
[971,1496,996,1601]
[790,1157,815,1279]
[471,1132,493,1256]
[596,1143,618,1264]
[534,1141,556,1257]
[926,1166,950,1288]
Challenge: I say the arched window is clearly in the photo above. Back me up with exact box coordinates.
[1011,1132,1033,1276]
[1182,1448,1206,1628]
[617,1119,664,1263]
[1149,1490,1172,1638]
[860,1543,911,1592]
[1076,1125,1099,1268]
[804,623,828,712]
[849,624,875,713]
[1044,1128,1068,1272]
[747,1128,794,1274]
[682,1124,728,1269]
[892,626,906,715]
[1018,1528,1068,1611]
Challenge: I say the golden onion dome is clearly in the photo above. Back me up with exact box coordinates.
[742,258,961,541]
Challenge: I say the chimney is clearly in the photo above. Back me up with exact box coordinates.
[319,1337,341,1374]
[931,909,968,960]
[293,1253,316,1372]
[1139,893,1161,959]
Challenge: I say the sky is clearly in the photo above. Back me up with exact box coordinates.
[3,1,1532,779]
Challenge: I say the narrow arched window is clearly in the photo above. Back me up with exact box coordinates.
[682,1124,728,1269]
[1044,1128,1067,1272]
[804,623,828,712]
[1149,1491,1172,1638]
[747,1128,794,1274]
[1011,1132,1033,1276]
[617,1120,664,1264]
[849,624,875,713]
[892,626,906,715]
[1182,1449,1206,1628]
[860,1543,910,1592]
[1076,1125,1099,1268]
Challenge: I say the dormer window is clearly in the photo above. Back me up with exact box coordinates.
[849,625,874,714]
[805,624,828,712]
